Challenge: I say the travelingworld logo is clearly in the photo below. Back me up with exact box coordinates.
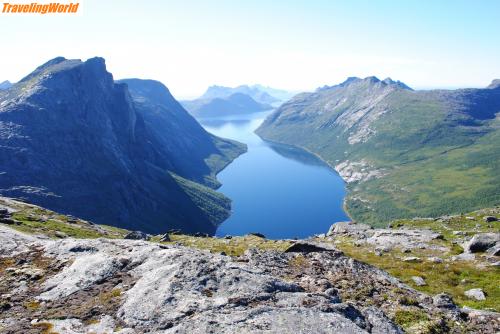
[2,1,80,14]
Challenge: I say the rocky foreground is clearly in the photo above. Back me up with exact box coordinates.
[0,197,499,333]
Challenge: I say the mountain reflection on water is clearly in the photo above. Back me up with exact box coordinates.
[199,111,348,239]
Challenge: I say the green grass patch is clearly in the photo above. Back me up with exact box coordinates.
[393,309,428,330]
[162,234,291,257]
[3,202,128,240]
[336,237,500,311]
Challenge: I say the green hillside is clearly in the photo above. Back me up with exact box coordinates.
[257,77,500,226]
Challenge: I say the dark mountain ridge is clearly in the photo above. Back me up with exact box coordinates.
[0,57,245,234]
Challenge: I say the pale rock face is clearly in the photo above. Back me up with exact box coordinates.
[364,229,446,251]
[38,252,125,301]
[334,160,385,183]
[2,221,499,333]
[326,221,372,237]
[164,308,370,334]
[0,226,410,333]
[0,225,40,256]
[320,80,395,145]
[465,288,486,301]
[412,276,427,286]
[40,316,133,334]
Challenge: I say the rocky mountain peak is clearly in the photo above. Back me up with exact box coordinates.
[382,77,396,84]
[487,79,500,89]
[323,76,411,92]
[12,57,115,106]
[19,56,73,83]
[339,76,361,87]
[363,76,381,84]
[0,80,12,90]
[334,76,411,91]
[382,77,413,90]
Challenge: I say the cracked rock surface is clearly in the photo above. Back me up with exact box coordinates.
[0,224,498,333]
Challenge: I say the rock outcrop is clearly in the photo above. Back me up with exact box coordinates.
[463,233,499,253]
[0,225,404,333]
[0,198,499,333]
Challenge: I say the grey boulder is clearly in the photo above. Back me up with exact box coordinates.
[124,231,150,241]
[464,233,499,253]
[465,288,486,301]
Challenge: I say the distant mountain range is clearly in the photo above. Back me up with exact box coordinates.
[200,84,280,105]
[0,80,12,90]
[257,76,500,226]
[182,84,293,118]
[251,84,297,103]
[183,92,272,118]
[0,57,246,234]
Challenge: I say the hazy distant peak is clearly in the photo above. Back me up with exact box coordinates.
[207,84,229,90]
[487,79,500,89]
[227,92,257,101]
[0,80,12,90]
[198,84,283,105]
[251,84,272,90]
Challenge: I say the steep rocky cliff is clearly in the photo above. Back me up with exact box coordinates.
[0,57,245,234]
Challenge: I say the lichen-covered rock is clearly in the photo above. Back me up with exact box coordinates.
[0,223,498,333]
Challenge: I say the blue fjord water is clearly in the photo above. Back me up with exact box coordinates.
[199,111,348,239]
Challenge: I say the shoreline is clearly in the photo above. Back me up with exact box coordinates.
[254,131,354,223]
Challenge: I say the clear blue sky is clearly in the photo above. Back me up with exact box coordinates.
[1,0,499,98]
